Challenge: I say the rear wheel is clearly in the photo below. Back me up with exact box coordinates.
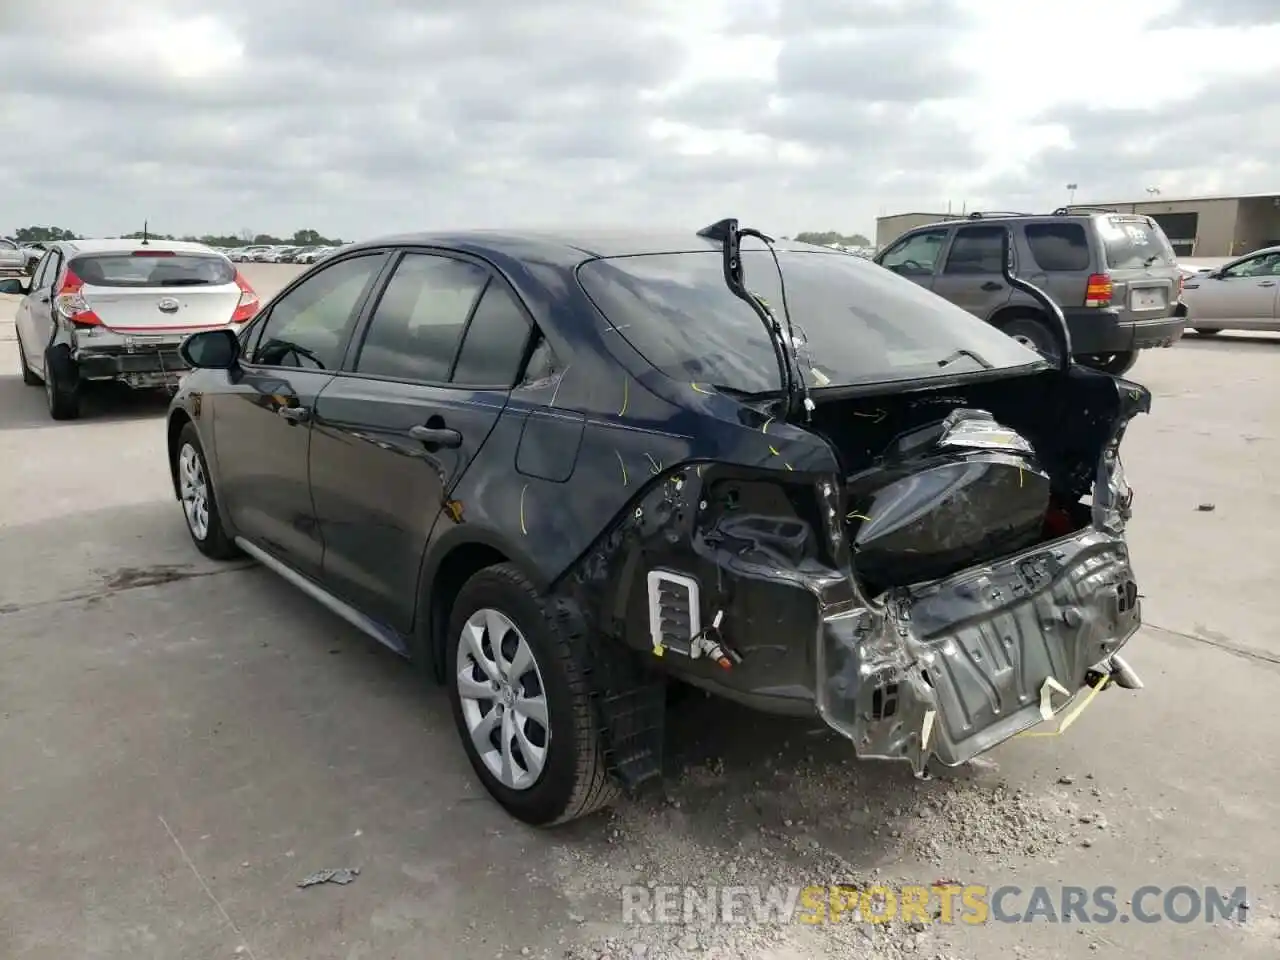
[1193,328,1222,336]
[43,346,80,420]
[446,563,618,826]
[1001,315,1061,366]
[1079,351,1138,376]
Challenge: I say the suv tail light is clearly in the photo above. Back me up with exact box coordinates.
[1085,273,1113,308]
[53,268,102,327]
[231,271,260,323]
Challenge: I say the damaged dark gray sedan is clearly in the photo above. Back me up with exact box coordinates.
[166,223,1148,826]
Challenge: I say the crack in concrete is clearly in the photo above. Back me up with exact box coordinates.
[1146,622,1280,667]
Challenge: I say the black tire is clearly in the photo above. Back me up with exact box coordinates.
[446,563,619,826]
[1193,328,1222,336]
[15,328,41,386]
[1000,315,1061,365]
[175,422,240,560]
[43,345,80,420]
[1079,351,1138,376]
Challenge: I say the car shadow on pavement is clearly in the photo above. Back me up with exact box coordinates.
[0,373,172,430]
[1180,331,1280,350]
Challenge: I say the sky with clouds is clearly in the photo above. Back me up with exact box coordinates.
[1,0,1277,241]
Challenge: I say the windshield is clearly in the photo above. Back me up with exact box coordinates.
[70,253,236,287]
[576,247,1043,394]
[1098,216,1175,269]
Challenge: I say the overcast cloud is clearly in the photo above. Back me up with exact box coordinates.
[1,0,1277,241]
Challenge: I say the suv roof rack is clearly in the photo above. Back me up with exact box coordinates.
[965,210,1035,220]
[1053,206,1124,216]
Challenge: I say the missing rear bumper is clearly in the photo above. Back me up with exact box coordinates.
[816,528,1141,774]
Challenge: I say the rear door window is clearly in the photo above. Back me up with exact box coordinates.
[450,283,532,387]
[353,253,489,383]
[1098,216,1175,270]
[31,252,54,289]
[69,253,236,287]
[878,229,949,276]
[1025,223,1091,271]
[942,226,1006,274]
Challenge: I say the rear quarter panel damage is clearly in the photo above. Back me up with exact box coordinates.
[514,364,1153,777]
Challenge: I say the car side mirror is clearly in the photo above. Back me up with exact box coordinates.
[0,278,29,295]
[180,328,241,369]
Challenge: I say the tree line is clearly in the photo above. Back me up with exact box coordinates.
[8,225,343,247]
[790,230,871,247]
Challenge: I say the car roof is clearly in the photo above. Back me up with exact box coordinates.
[51,238,221,256]
[342,229,835,268]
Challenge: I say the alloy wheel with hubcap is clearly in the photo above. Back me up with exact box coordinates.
[178,442,210,541]
[445,563,619,825]
[456,607,550,791]
[173,422,239,560]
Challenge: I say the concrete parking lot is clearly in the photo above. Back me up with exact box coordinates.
[1,264,1278,959]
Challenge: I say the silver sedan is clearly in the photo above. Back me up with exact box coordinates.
[1180,245,1280,334]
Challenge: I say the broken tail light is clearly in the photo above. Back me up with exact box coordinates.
[231,270,260,323]
[53,268,102,327]
[1084,273,1113,308]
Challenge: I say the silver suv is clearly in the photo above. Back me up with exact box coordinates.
[874,209,1187,375]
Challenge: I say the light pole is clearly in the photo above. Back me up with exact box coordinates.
[1066,183,1078,205]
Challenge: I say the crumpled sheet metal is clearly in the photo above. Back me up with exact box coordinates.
[815,527,1141,775]
[298,867,360,888]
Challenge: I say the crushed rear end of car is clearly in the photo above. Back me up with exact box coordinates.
[803,374,1148,773]
[569,232,1151,779]
[51,248,259,390]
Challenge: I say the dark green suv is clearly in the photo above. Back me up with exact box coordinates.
[874,209,1187,374]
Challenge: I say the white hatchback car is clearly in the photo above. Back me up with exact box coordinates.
[7,239,260,420]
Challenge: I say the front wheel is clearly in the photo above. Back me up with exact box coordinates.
[15,329,40,386]
[175,423,240,559]
[446,563,619,826]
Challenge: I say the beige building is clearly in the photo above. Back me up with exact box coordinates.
[875,212,958,250]
[1062,193,1280,258]
[875,193,1280,259]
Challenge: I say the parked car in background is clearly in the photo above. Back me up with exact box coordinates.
[231,245,272,262]
[313,244,346,263]
[0,237,29,276]
[295,246,329,264]
[7,239,260,419]
[1179,244,1280,334]
[163,224,1149,826]
[875,209,1187,375]
[18,241,47,273]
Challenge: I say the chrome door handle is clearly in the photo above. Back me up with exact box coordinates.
[408,425,462,448]
[1257,280,1276,287]
[277,405,310,423]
